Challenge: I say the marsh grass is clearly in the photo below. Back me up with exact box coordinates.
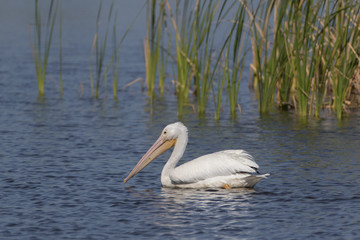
[90,0,138,100]
[192,0,221,116]
[144,0,167,109]
[90,0,114,99]
[213,1,248,120]
[249,0,288,113]
[288,1,320,117]
[247,0,360,119]
[112,11,120,100]
[28,0,360,121]
[30,0,59,97]
[213,58,226,121]
[157,1,169,96]
[225,3,247,117]
[112,5,143,100]
[282,0,360,118]
[166,0,233,117]
[331,1,360,119]
[165,0,194,116]
[144,0,157,99]
[309,1,334,117]
[280,0,334,117]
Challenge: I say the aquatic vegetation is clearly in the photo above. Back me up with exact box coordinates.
[157,1,169,96]
[191,0,220,116]
[167,0,237,117]
[288,0,320,117]
[113,5,143,100]
[214,1,248,120]
[90,0,138,100]
[309,1,332,118]
[29,0,59,97]
[144,0,166,109]
[283,0,360,119]
[90,0,114,99]
[330,1,360,119]
[248,0,288,113]
[213,61,226,121]
[144,0,158,99]
[248,0,360,119]
[165,0,194,116]
[225,3,247,117]
[26,0,360,121]
[112,11,120,100]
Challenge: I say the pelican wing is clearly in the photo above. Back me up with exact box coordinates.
[169,150,259,184]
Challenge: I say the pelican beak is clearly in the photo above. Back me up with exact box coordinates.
[123,136,176,183]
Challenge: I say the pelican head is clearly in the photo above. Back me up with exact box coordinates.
[123,122,187,183]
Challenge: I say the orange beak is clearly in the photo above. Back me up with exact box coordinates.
[123,136,176,183]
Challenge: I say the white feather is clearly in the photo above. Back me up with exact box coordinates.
[170,150,259,184]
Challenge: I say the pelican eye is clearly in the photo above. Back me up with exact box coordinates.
[163,130,167,135]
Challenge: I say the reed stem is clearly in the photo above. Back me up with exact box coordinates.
[30,0,59,97]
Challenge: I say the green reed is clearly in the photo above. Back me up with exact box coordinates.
[280,0,360,118]
[166,0,229,117]
[247,0,360,119]
[249,0,289,113]
[331,1,360,119]
[166,0,194,116]
[289,0,320,117]
[144,0,158,99]
[112,4,142,100]
[112,11,120,100]
[192,0,220,116]
[90,0,114,99]
[275,0,293,110]
[90,0,141,100]
[225,3,246,117]
[30,0,59,97]
[311,0,333,117]
[157,0,169,96]
[212,2,234,121]
[211,1,248,120]
[144,0,167,107]
[213,59,226,121]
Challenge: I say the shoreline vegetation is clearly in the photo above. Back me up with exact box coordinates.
[29,0,360,120]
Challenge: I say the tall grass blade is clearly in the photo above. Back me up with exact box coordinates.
[112,11,119,100]
[226,3,247,117]
[331,1,360,119]
[166,0,195,116]
[90,0,114,99]
[30,0,59,97]
[249,0,288,113]
[110,2,143,100]
[144,0,159,98]
[157,0,168,96]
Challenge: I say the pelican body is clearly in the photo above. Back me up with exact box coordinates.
[124,122,268,189]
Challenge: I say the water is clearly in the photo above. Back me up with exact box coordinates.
[1,1,360,239]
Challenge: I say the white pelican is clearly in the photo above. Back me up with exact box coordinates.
[123,122,269,189]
